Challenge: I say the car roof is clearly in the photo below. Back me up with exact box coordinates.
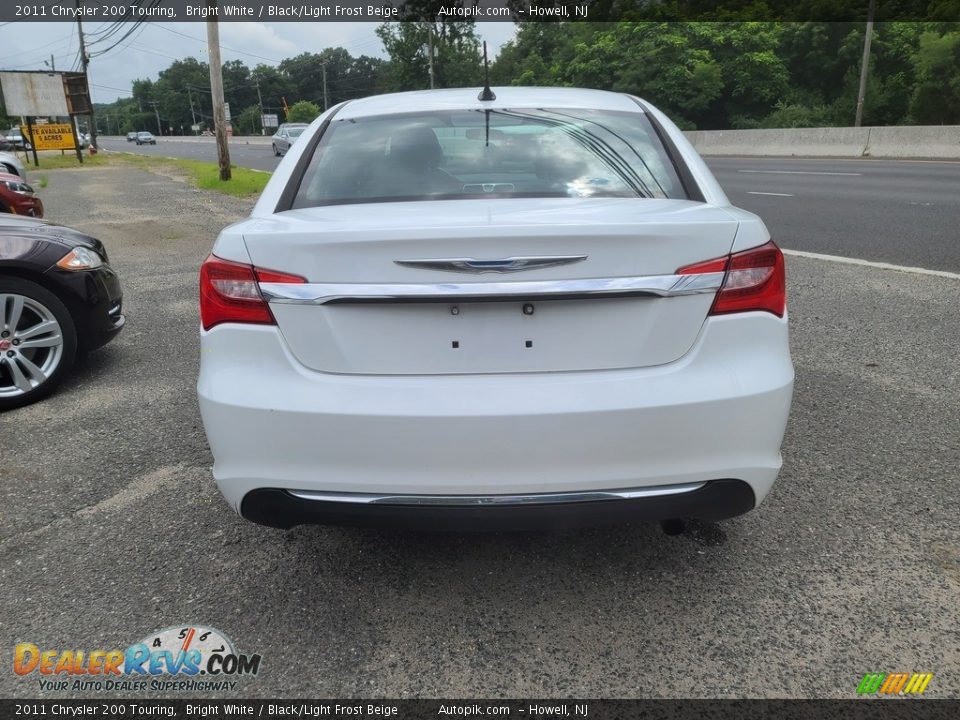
[336,87,644,120]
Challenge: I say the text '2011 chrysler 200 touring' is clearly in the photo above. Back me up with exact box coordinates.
[198,87,794,532]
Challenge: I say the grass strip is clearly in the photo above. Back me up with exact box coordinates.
[22,150,270,198]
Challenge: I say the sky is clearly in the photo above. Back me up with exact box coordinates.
[0,21,519,104]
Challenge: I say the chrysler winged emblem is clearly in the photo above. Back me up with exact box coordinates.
[394,256,587,274]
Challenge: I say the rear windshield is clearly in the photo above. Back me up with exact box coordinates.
[290,108,687,208]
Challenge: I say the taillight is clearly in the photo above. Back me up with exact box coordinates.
[199,254,305,330]
[678,240,786,318]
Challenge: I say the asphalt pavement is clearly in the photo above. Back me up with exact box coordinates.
[2,160,958,699]
[97,135,960,274]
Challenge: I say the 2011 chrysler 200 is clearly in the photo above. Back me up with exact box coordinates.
[198,87,794,531]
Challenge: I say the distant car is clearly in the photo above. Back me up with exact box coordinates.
[0,172,42,217]
[135,132,156,145]
[4,129,31,150]
[271,123,308,156]
[198,87,793,532]
[0,215,124,409]
[0,152,26,181]
[126,132,138,142]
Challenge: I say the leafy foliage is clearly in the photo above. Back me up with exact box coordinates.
[85,20,960,135]
[492,21,960,129]
[285,101,321,124]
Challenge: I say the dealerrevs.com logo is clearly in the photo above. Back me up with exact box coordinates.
[14,625,262,692]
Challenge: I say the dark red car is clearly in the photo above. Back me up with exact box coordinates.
[0,171,43,217]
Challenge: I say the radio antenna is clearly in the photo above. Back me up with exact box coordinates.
[478,41,496,101]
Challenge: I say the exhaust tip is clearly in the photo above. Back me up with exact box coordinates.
[661,518,686,536]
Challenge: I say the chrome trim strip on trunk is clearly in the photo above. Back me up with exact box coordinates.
[394,255,588,274]
[287,482,707,506]
[260,272,724,305]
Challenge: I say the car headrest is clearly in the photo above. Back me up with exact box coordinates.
[389,126,443,169]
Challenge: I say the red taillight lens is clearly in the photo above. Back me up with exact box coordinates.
[199,254,305,330]
[678,240,786,318]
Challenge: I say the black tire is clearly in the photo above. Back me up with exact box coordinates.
[273,144,280,157]
[0,277,78,410]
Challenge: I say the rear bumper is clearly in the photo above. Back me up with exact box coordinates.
[199,311,793,528]
[241,480,756,531]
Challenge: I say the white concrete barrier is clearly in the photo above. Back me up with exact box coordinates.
[683,125,960,159]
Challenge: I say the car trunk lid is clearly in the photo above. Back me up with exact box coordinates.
[242,198,738,375]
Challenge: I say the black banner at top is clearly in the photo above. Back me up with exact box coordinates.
[0,1,956,23]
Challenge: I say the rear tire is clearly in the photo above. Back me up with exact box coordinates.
[0,278,78,410]
[273,144,280,157]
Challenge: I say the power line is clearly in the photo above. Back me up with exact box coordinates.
[90,82,135,96]
[1,52,77,71]
[0,32,75,64]
[155,25,283,65]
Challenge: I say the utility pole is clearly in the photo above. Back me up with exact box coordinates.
[75,1,98,150]
[255,78,264,134]
[149,101,161,134]
[322,65,329,111]
[187,87,197,131]
[427,24,435,90]
[206,0,231,181]
[854,0,876,127]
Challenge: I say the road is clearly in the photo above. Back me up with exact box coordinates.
[2,163,958,699]
[97,135,960,274]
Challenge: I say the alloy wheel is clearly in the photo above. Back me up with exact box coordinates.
[0,293,65,399]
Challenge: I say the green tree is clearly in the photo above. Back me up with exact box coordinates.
[564,23,726,128]
[286,100,321,123]
[251,63,295,118]
[376,15,482,92]
[234,104,263,135]
[909,29,960,124]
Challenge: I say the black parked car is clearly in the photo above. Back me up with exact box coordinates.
[0,216,124,409]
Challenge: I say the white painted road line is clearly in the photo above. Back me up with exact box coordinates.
[738,170,862,176]
[747,191,794,197]
[782,249,960,280]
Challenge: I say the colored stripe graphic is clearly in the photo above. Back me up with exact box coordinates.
[857,673,886,694]
[880,673,909,694]
[857,673,933,695]
[904,674,934,694]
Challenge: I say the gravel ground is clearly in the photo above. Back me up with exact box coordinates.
[1,164,958,699]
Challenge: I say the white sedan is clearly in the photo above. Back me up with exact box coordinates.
[198,87,794,532]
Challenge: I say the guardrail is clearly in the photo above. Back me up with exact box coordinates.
[683,125,960,159]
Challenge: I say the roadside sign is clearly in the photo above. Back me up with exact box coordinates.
[223,103,231,122]
[0,72,69,116]
[20,123,76,150]
[191,124,200,132]
[261,114,279,128]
